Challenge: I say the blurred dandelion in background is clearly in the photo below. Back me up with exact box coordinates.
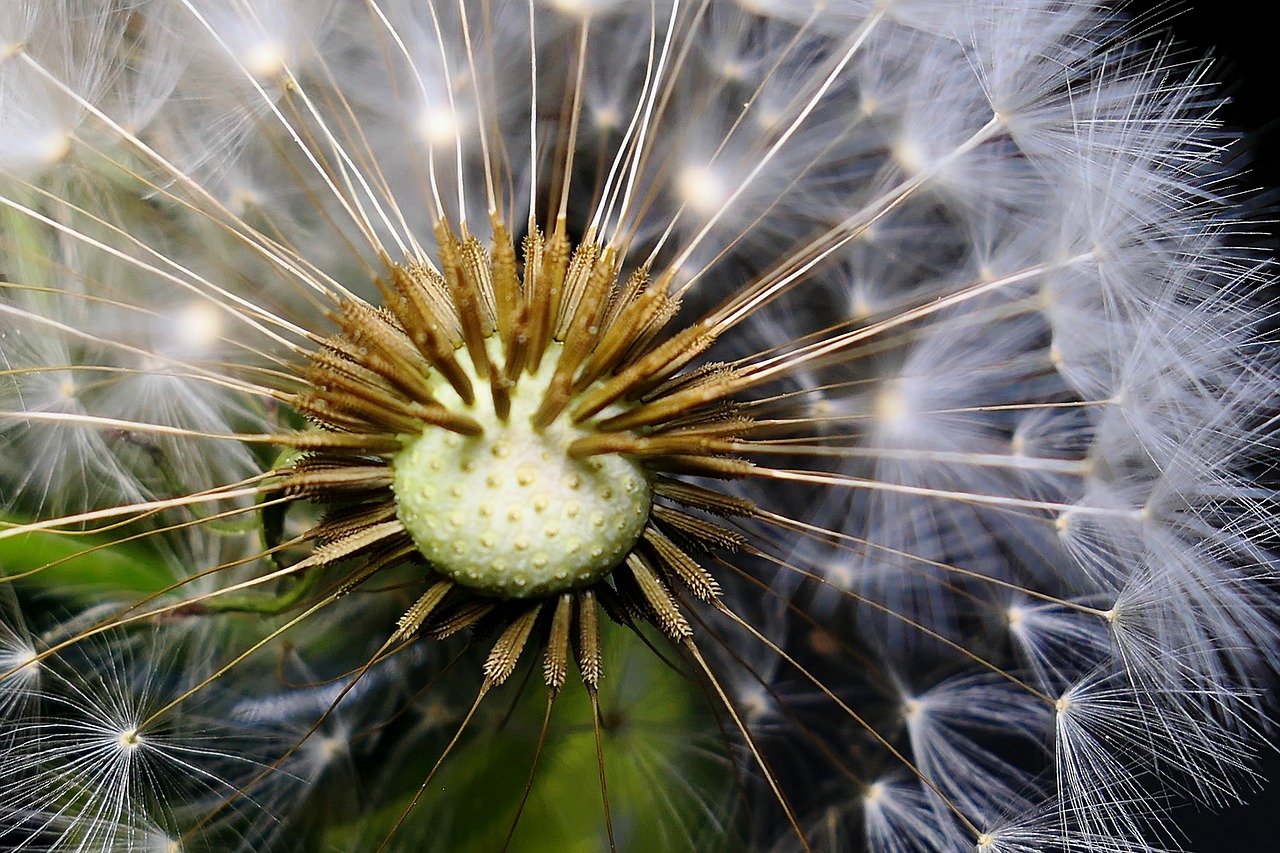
[1,1,1276,851]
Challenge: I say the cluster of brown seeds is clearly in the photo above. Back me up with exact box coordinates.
[267,215,759,692]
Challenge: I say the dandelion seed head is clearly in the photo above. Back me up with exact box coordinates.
[1,1,1276,850]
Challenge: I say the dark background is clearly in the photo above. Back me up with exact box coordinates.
[1139,2,1279,223]
[1128,2,1278,848]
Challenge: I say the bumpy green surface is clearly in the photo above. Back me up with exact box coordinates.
[392,344,651,598]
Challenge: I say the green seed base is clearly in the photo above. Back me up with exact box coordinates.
[392,344,651,599]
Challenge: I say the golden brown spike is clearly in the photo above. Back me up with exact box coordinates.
[489,365,512,422]
[460,235,498,335]
[531,243,619,427]
[484,604,543,685]
[596,266,648,340]
[429,600,497,640]
[311,519,406,567]
[489,215,523,358]
[639,361,731,403]
[394,579,455,642]
[380,262,474,405]
[644,455,755,480]
[519,228,546,355]
[643,526,721,602]
[308,501,399,545]
[607,570,652,627]
[651,477,757,517]
[544,593,574,691]
[625,552,692,640]
[651,505,749,552]
[574,278,668,391]
[331,301,438,406]
[434,221,492,382]
[527,221,571,371]
[390,260,463,344]
[308,344,393,392]
[301,350,428,435]
[295,382,480,437]
[576,590,602,689]
[618,294,681,371]
[273,431,403,454]
[275,464,394,497]
[335,541,419,597]
[567,433,738,459]
[552,242,603,339]
[570,322,716,423]
[416,405,486,437]
[595,369,742,433]
[648,405,749,435]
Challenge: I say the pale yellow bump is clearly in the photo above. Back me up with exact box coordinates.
[517,467,536,486]
[508,507,523,522]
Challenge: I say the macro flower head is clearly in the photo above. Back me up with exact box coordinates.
[1,1,1277,851]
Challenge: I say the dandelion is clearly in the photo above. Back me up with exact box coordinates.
[1,1,1276,851]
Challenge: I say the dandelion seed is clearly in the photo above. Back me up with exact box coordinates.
[1,1,1276,851]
